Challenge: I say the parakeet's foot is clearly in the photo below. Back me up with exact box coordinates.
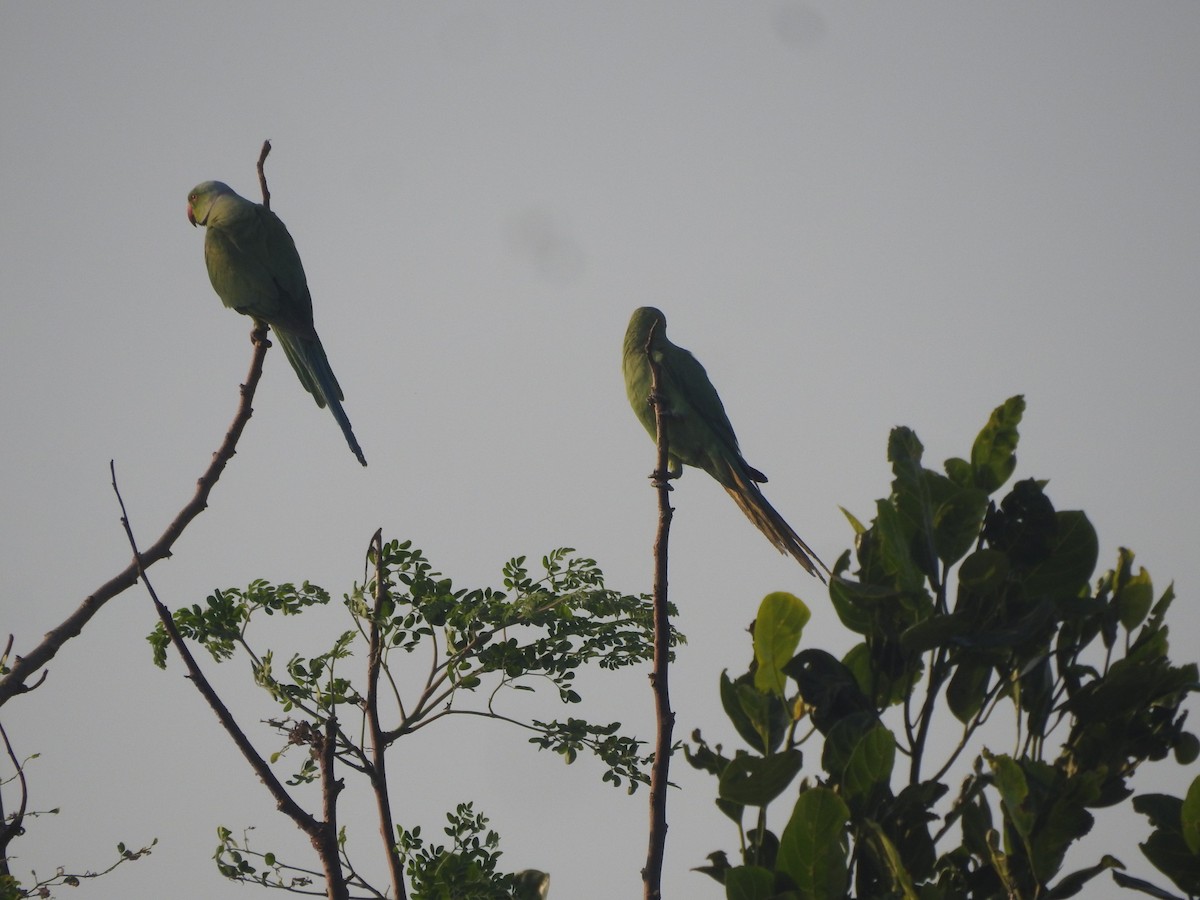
[250,321,272,348]
[648,470,677,490]
[646,392,680,418]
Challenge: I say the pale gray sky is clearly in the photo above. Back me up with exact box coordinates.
[2,3,1198,898]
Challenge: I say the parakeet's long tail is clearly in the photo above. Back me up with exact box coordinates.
[724,465,827,580]
[275,329,368,467]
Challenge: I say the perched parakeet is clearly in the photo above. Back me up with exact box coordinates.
[186,180,366,466]
[623,307,825,578]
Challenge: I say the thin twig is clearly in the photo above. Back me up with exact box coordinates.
[0,720,28,874]
[642,319,675,900]
[0,330,269,707]
[258,140,273,209]
[111,463,353,900]
[109,466,313,828]
[366,530,408,899]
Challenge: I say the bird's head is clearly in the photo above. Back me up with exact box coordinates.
[625,306,668,354]
[186,180,235,227]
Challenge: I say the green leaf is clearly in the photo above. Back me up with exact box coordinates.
[1110,870,1187,899]
[986,751,1035,859]
[839,506,868,535]
[946,660,992,724]
[863,820,920,899]
[719,750,804,807]
[1024,511,1099,600]
[1135,794,1185,832]
[724,865,776,900]
[828,578,892,636]
[720,672,788,754]
[958,548,1011,592]
[944,456,973,489]
[823,722,895,807]
[754,592,811,697]
[930,479,989,566]
[1183,775,1200,855]
[1140,828,1200,896]
[1114,552,1154,632]
[875,497,929,592]
[776,788,850,900]
[888,428,939,580]
[970,395,1024,493]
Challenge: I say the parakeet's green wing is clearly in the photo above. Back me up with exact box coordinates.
[203,207,312,335]
[656,342,745,467]
[253,205,317,335]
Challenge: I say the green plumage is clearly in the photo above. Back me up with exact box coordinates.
[623,307,824,578]
[187,181,366,466]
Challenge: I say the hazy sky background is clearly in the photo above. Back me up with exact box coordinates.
[3,3,1199,898]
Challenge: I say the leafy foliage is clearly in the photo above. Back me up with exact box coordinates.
[689,397,1200,899]
[150,544,678,896]
[397,803,549,899]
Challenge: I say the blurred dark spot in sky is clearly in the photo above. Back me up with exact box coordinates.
[506,208,587,284]
[771,3,827,50]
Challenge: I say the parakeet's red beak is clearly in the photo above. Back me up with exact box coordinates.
[187,204,197,227]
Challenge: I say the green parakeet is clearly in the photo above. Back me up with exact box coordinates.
[186,180,366,466]
[623,307,825,578]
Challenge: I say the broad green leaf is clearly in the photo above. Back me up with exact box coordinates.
[776,788,850,900]
[899,613,974,656]
[1024,511,1099,600]
[720,672,788,754]
[1134,794,1184,830]
[944,455,973,488]
[1149,581,1177,626]
[1110,870,1186,899]
[930,479,989,566]
[724,865,775,900]
[720,672,763,753]
[986,752,1035,861]
[970,395,1024,493]
[958,548,1011,592]
[876,498,929,591]
[889,428,939,580]
[1140,828,1200,896]
[864,820,920,899]
[1176,733,1200,766]
[1183,775,1200,855]
[1115,559,1154,632]
[754,592,811,697]
[835,724,892,806]
[945,662,993,724]
[828,578,891,636]
[719,750,804,807]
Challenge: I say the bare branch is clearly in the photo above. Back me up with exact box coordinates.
[315,716,349,900]
[0,330,269,707]
[642,318,675,900]
[111,464,352,900]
